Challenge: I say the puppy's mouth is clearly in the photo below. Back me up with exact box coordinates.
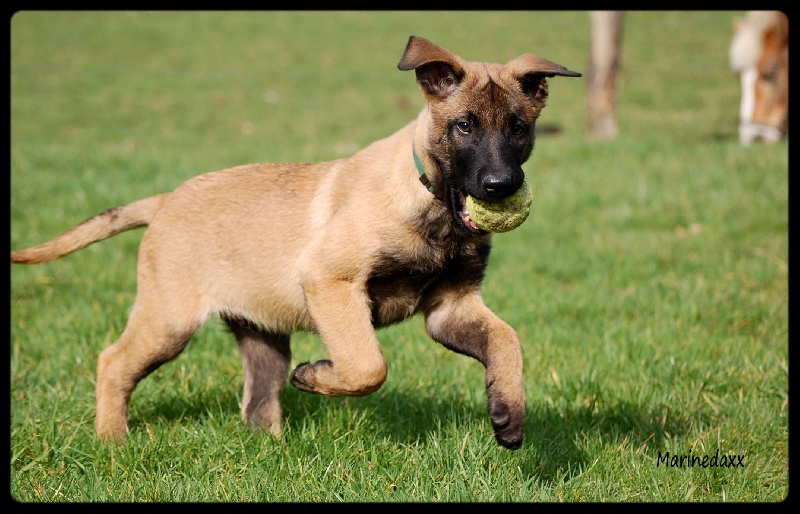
[430,160,486,236]
[453,190,485,236]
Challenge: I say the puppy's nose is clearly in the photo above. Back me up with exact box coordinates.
[482,175,516,198]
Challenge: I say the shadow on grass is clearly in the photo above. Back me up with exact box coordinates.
[354,389,700,484]
[517,399,699,483]
[133,378,699,485]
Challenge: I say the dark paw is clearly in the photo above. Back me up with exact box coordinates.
[488,398,524,450]
[289,362,317,393]
[289,360,332,394]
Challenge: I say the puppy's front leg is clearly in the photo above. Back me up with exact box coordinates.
[424,291,525,450]
[291,278,387,396]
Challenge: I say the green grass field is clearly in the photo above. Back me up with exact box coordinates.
[10,11,788,502]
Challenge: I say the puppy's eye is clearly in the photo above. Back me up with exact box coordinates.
[510,122,527,136]
[456,120,471,133]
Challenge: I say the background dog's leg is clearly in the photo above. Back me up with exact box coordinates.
[291,279,387,396]
[423,291,525,450]
[95,304,197,442]
[226,319,291,436]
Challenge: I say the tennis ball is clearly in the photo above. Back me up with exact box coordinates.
[466,179,532,233]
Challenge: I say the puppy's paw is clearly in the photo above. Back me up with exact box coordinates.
[487,394,524,450]
[290,360,333,394]
[244,401,283,437]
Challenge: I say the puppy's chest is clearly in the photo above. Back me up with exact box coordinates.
[365,239,487,327]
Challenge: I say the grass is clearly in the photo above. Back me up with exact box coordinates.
[10,11,788,502]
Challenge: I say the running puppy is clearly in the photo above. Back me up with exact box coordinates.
[11,36,580,449]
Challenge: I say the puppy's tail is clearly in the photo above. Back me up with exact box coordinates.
[11,193,170,264]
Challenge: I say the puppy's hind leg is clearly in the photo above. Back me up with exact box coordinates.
[95,301,199,442]
[226,319,291,437]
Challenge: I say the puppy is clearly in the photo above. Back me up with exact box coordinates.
[11,36,580,449]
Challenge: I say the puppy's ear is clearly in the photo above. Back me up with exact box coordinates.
[506,54,581,102]
[398,36,466,99]
[506,53,582,79]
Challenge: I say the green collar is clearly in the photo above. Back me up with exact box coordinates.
[412,142,436,196]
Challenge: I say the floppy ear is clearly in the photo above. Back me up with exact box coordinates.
[506,53,583,79]
[506,53,582,100]
[397,35,466,99]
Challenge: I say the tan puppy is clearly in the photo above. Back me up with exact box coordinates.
[11,36,580,449]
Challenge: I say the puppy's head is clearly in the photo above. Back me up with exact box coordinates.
[399,36,581,235]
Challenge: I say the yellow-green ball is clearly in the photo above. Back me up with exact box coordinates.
[466,179,532,233]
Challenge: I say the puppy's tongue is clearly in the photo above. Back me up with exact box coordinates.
[459,192,480,232]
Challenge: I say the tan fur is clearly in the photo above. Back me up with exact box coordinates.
[11,36,580,449]
[730,11,789,144]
